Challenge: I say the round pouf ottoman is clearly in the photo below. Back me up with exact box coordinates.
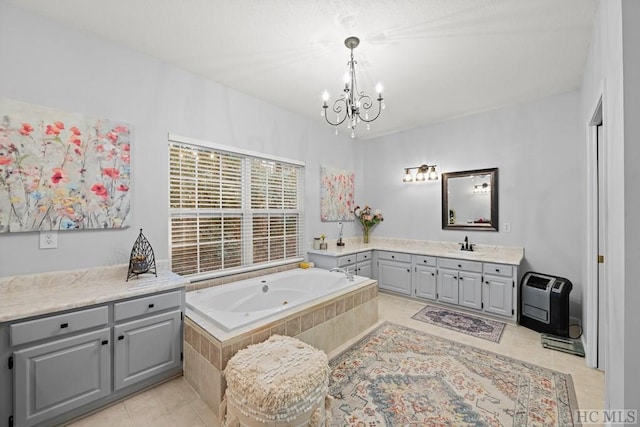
[221,335,332,427]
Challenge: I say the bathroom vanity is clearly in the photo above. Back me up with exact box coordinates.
[0,267,188,427]
[308,238,523,322]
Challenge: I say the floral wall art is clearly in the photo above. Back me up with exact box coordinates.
[320,165,355,222]
[0,98,132,233]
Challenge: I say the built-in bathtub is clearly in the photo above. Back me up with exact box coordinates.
[182,266,379,418]
[186,268,370,332]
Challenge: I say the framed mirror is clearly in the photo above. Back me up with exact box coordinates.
[442,168,498,231]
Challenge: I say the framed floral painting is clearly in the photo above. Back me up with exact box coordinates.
[0,98,132,232]
[320,165,355,222]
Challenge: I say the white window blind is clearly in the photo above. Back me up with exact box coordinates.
[169,137,304,278]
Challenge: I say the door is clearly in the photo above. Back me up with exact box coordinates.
[415,265,437,300]
[14,328,111,427]
[356,261,372,279]
[114,310,182,390]
[377,260,412,295]
[437,268,459,304]
[458,271,482,310]
[483,275,513,317]
[596,122,607,370]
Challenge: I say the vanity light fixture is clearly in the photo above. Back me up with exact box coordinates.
[321,36,385,138]
[473,182,491,194]
[402,164,438,182]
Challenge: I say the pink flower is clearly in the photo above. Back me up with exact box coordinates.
[102,167,120,179]
[54,121,65,130]
[45,124,60,135]
[95,144,104,152]
[106,132,118,143]
[122,144,130,152]
[19,123,33,136]
[74,148,82,156]
[91,183,108,199]
[0,156,12,166]
[70,136,82,146]
[117,184,129,192]
[51,168,65,184]
[70,126,81,135]
[113,125,129,134]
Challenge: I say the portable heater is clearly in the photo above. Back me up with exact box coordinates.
[520,271,572,337]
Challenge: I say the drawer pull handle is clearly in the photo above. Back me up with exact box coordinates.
[101,340,109,346]
[495,269,500,273]
[423,260,427,263]
[460,277,464,280]
[431,272,435,276]
[60,323,69,329]
[407,269,410,273]
[458,264,462,268]
[118,335,125,340]
[148,303,155,308]
[486,281,490,284]
[392,255,395,259]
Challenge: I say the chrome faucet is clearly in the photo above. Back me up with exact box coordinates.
[460,235,475,252]
[330,267,354,281]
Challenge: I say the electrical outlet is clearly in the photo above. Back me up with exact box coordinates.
[502,222,511,233]
[39,231,58,249]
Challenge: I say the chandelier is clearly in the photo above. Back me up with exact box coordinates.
[321,36,385,138]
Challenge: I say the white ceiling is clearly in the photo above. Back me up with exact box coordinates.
[7,0,597,140]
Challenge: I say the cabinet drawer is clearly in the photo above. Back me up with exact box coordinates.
[437,258,482,273]
[114,290,182,322]
[337,254,356,266]
[356,251,372,262]
[483,263,513,277]
[415,255,437,267]
[10,306,108,346]
[377,251,411,263]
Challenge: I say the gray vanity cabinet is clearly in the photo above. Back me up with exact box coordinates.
[437,259,483,309]
[3,288,185,427]
[114,310,182,390]
[414,256,437,300]
[482,263,514,317]
[377,251,412,295]
[436,268,459,304]
[307,251,373,278]
[13,328,111,427]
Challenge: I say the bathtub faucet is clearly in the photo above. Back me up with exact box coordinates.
[330,267,354,281]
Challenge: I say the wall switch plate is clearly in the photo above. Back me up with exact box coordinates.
[503,222,511,233]
[39,231,58,249]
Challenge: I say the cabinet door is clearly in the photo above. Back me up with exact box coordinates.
[14,328,111,427]
[437,268,459,304]
[114,310,182,391]
[483,275,513,317]
[415,265,437,300]
[458,271,483,310]
[378,260,412,295]
[356,260,372,279]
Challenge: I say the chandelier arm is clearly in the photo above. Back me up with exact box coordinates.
[356,98,384,123]
[323,98,350,126]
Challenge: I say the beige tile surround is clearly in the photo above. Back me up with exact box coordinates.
[182,267,378,417]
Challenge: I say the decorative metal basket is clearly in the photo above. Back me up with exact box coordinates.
[126,229,157,281]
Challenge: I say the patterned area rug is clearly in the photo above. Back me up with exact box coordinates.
[412,304,506,343]
[329,322,579,426]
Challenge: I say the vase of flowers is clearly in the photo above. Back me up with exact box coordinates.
[353,205,383,244]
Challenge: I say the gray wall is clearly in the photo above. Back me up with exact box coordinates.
[0,1,361,276]
[356,91,583,317]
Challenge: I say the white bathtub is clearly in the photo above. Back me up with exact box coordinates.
[186,268,369,332]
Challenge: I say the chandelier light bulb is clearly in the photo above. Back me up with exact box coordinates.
[322,91,329,102]
[403,169,414,182]
[376,82,383,94]
[351,130,355,138]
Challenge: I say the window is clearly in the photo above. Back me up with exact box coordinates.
[168,135,304,278]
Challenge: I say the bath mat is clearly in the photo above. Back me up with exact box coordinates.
[329,322,579,426]
[411,303,506,343]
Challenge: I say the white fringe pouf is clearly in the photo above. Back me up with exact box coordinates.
[221,335,332,427]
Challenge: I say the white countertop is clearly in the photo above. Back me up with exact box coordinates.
[0,265,190,323]
[307,237,524,265]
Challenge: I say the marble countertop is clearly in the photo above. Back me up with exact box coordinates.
[307,237,524,265]
[0,265,190,323]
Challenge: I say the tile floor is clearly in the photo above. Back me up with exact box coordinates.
[67,293,605,427]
